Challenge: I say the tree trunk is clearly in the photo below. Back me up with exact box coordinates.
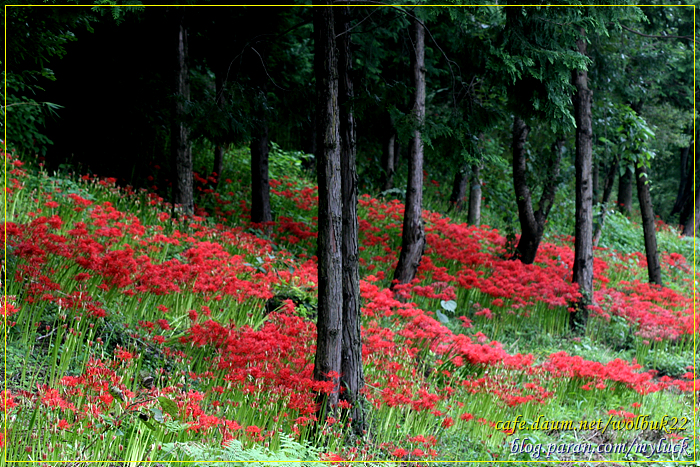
[250,107,272,224]
[512,117,564,264]
[448,164,468,212]
[212,145,224,187]
[593,161,601,205]
[468,164,483,225]
[592,155,619,246]
[635,164,663,286]
[313,2,342,417]
[171,9,194,215]
[670,141,693,217]
[381,112,396,192]
[336,4,365,436]
[617,165,633,215]
[682,189,700,236]
[211,69,227,187]
[392,16,426,288]
[571,31,594,334]
[511,116,537,263]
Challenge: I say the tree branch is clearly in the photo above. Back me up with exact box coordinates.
[620,24,693,42]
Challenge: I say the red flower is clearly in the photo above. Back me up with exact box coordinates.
[115,348,133,361]
[57,419,72,430]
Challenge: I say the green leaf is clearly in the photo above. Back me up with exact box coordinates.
[158,396,179,420]
[151,407,165,423]
[436,310,450,324]
[139,418,156,431]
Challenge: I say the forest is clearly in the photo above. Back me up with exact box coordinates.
[2,2,698,465]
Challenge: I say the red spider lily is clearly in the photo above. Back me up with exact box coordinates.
[57,419,72,430]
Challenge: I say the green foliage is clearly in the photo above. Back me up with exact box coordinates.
[2,6,92,155]
[157,434,326,466]
[596,210,646,254]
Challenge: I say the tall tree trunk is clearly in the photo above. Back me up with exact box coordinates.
[211,70,227,187]
[449,164,468,212]
[171,9,193,215]
[682,190,700,236]
[670,141,693,217]
[392,16,426,287]
[511,116,537,262]
[468,164,483,225]
[571,31,594,334]
[593,155,620,246]
[617,165,633,215]
[592,160,600,204]
[251,85,272,224]
[512,117,563,264]
[313,2,342,418]
[381,112,397,192]
[250,120,271,223]
[635,164,663,285]
[212,145,225,187]
[336,5,365,436]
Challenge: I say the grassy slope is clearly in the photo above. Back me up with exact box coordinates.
[2,146,697,466]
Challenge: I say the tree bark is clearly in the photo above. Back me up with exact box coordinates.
[592,155,620,246]
[617,165,633,215]
[392,16,426,288]
[682,189,700,236]
[449,164,468,212]
[336,4,365,436]
[171,9,194,215]
[635,164,663,286]
[313,2,342,417]
[571,31,594,334]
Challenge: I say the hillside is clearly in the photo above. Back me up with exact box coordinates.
[2,147,697,465]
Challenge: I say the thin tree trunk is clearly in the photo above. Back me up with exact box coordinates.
[682,190,700,236]
[571,31,594,334]
[171,10,193,215]
[212,145,224,187]
[381,112,396,192]
[593,155,620,246]
[250,106,271,224]
[592,160,600,204]
[448,164,468,212]
[617,165,633,215]
[211,70,227,187]
[392,16,426,287]
[671,141,693,217]
[394,138,401,173]
[468,164,483,225]
[313,2,342,417]
[635,164,663,285]
[381,133,396,192]
[336,4,364,436]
